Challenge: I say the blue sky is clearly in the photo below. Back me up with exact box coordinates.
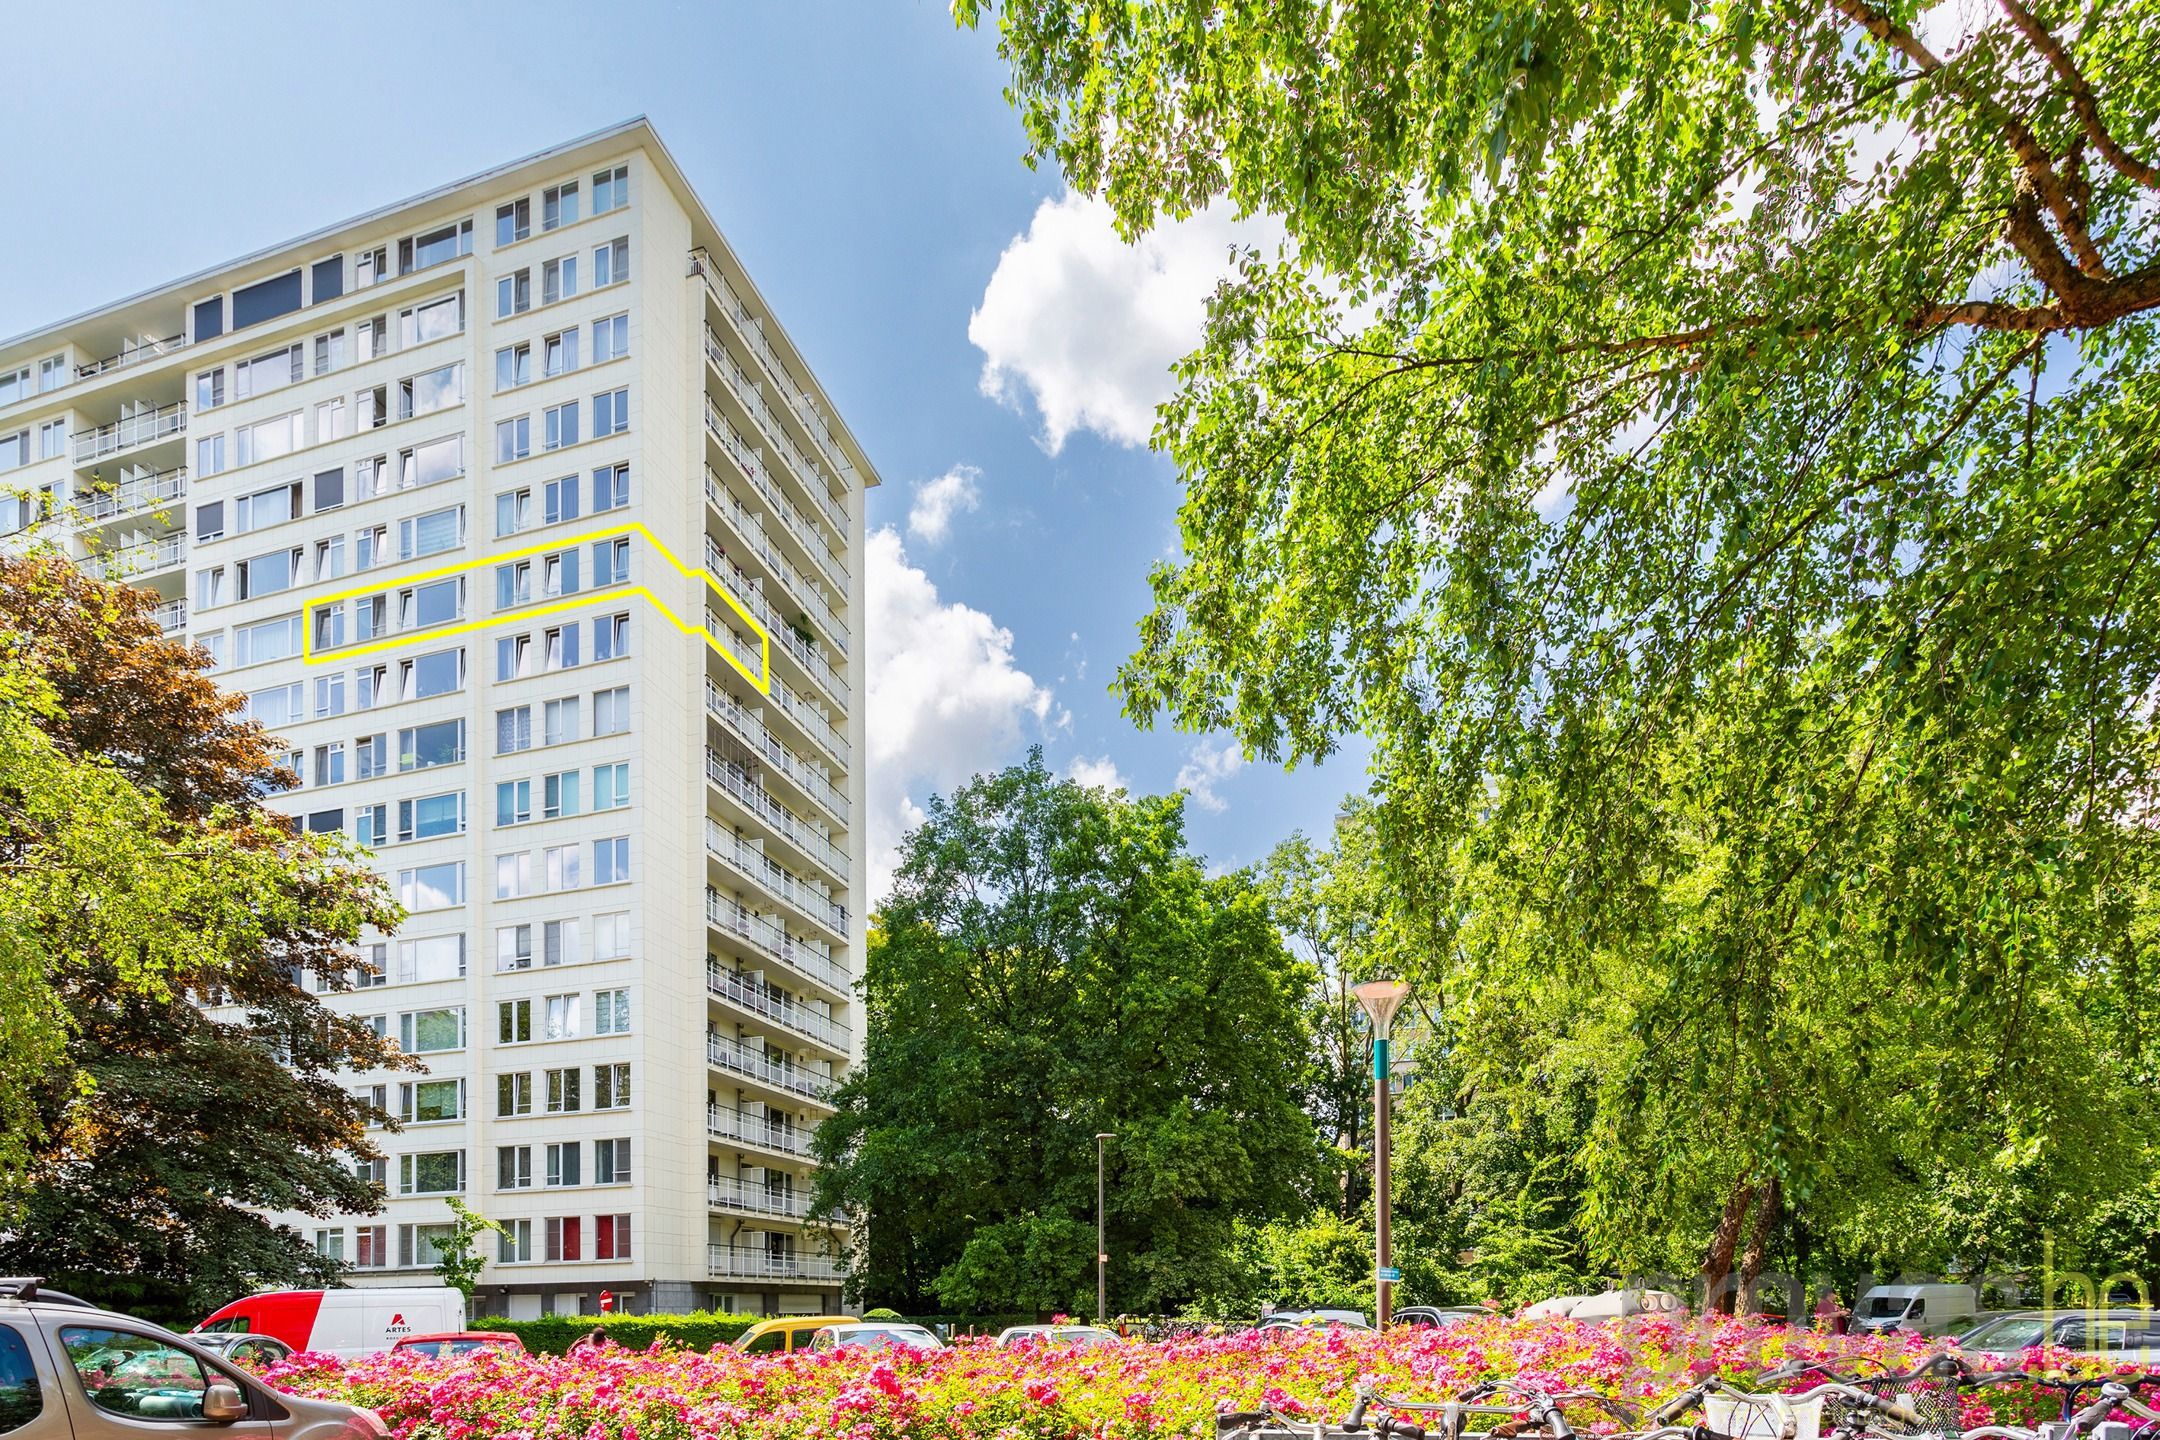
[0,0,1370,893]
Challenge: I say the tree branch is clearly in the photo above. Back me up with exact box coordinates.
[1992,0,2160,191]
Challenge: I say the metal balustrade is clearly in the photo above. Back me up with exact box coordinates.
[703,403,849,583]
[75,334,187,381]
[708,1177,819,1221]
[706,887,851,997]
[706,1245,843,1282]
[706,960,850,1050]
[152,599,187,633]
[704,551,847,704]
[73,402,186,464]
[704,749,849,883]
[703,679,847,824]
[691,249,851,472]
[707,1104,817,1159]
[77,466,186,522]
[704,458,847,654]
[706,1031,836,1102]
[706,820,849,939]
[80,533,186,580]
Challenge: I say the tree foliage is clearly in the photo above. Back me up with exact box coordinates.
[962,0,2160,1287]
[0,556,405,1320]
[814,752,1318,1316]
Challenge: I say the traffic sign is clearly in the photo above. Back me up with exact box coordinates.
[598,1289,615,1313]
[1376,1267,1402,1282]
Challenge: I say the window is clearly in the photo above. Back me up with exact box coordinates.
[245,683,303,729]
[354,1224,388,1268]
[543,917,581,967]
[543,843,581,892]
[594,1062,631,1109]
[399,719,464,771]
[59,1326,212,1420]
[496,851,533,899]
[498,1145,532,1191]
[592,762,629,811]
[497,705,533,754]
[356,384,386,430]
[234,614,301,666]
[314,327,348,375]
[354,804,387,849]
[545,1064,581,1110]
[594,911,631,959]
[595,1214,632,1261]
[356,734,388,779]
[398,1150,465,1196]
[543,255,578,306]
[543,769,581,818]
[544,1216,581,1262]
[544,401,579,451]
[496,415,530,462]
[544,993,580,1041]
[38,418,64,460]
[314,1229,344,1263]
[0,1324,41,1433]
[195,367,226,410]
[400,218,474,274]
[595,236,630,286]
[398,578,462,631]
[595,1139,632,1186]
[399,504,464,561]
[498,1219,533,1263]
[0,367,24,406]
[544,474,580,524]
[400,648,465,700]
[593,612,629,661]
[496,780,532,827]
[497,921,534,971]
[543,625,580,670]
[497,1071,533,1116]
[0,432,24,473]
[354,1156,387,1189]
[497,560,533,608]
[398,363,462,419]
[234,343,302,400]
[592,537,629,586]
[543,327,579,377]
[355,462,389,505]
[499,998,532,1043]
[38,355,63,392]
[235,410,302,466]
[498,269,531,318]
[543,181,580,231]
[236,546,301,598]
[399,434,465,489]
[544,1141,580,1188]
[313,742,347,786]
[497,634,532,680]
[396,1005,465,1052]
[497,198,531,246]
[593,165,629,214]
[400,293,464,348]
[195,433,226,477]
[593,387,628,437]
[594,837,630,886]
[395,933,466,984]
[398,1078,464,1124]
[358,313,388,357]
[495,343,531,390]
[594,987,631,1035]
[592,463,629,513]
[544,697,579,745]
[233,480,299,534]
[396,791,465,842]
[594,686,630,736]
[397,861,464,910]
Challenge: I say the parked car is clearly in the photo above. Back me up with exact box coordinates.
[1258,1309,1372,1330]
[731,1316,858,1355]
[195,1285,467,1358]
[807,1322,945,1353]
[1957,1309,2160,1359]
[390,1331,525,1359]
[1851,1284,1977,1336]
[1570,1289,1686,1321]
[185,1331,295,1371]
[995,1325,1121,1349]
[1392,1307,1487,1330]
[1,1275,387,1439]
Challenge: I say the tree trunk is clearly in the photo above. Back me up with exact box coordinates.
[1699,1179,1756,1315]
[1737,1177,1781,1316]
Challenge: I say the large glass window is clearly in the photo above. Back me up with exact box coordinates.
[402,219,474,275]
[399,435,464,490]
[399,719,464,771]
[398,792,464,842]
[400,292,464,348]
[399,364,462,420]
[234,344,301,400]
[397,862,463,911]
[398,1150,464,1194]
[400,505,463,560]
[58,1327,212,1422]
[398,1007,464,1053]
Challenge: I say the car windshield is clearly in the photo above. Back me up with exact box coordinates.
[840,1327,937,1349]
[1859,1296,1916,1319]
[1051,1328,1117,1346]
[1961,1317,2052,1350]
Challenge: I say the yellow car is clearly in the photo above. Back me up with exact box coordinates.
[730,1315,858,1355]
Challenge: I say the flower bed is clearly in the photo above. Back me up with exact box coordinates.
[261,1315,2118,1440]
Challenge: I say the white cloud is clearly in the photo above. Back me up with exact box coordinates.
[969,191,1283,453]
[1175,736,1248,814]
[906,464,982,545]
[1066,754,1130,793]
[866,526,1053,898]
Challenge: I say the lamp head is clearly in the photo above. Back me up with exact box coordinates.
[1351,978,1411,1033]
[1095,1132,1117,1142]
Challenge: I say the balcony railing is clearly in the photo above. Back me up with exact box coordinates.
[704,679,847,823]
[691,249,849,470]
[706,819,849,939]
[706,1245,844,1283]
[707,1032,837,1103]
[705,548,847,704]
[706,439,847,592]
[709,1178,820,1221]
[75,333,187,382]
[707,1104,817,1160]
[705,751,849,883]
[707,887,852,998]
[73,402,186,464]
[707,959,851,1051]
[152,599,187,633]
[705,461,847,654]
[77,466,186,522]
[80,534,186,581]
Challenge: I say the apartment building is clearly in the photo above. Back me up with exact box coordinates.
[0,119,873,1317]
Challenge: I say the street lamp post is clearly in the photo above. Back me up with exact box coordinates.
[1095,1132,1116,1323]
[1351,979,1410,1330]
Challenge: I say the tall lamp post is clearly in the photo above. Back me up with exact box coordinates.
[1095,1132,1116,1322]
[1352,978,1410,1330]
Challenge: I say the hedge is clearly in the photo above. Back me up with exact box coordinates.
[469,1311,762,1354]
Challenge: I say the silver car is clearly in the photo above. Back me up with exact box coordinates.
[1957,1309,2160,1360]
[0,1277,383,1440]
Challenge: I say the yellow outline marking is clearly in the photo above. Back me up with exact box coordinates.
[301,520,773,696]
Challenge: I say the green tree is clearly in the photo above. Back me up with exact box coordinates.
[814,751,1318,1316]
[961,0,2160,1288]
[434,1199,507,1308]
[0,556,406,1322]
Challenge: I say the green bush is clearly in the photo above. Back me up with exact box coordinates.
[469,1311,761,1355]
[860,1307,903,1322]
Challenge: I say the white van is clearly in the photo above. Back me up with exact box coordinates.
[194,1286,467,1357]
[1852,1284,1976,1335]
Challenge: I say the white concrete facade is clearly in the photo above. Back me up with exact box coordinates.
[0,120,874,1318]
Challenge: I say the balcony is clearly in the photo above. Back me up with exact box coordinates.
[706,1244,844,1283]
[707,960,850,1051]
[705,464,847,654]
[705,680,847,824]
[708,1177,820,1222]
[75,333,187,382]
[707,888,852,999]
[73,402,186,464]
[702,396,848,563]
[77,466,186,523]
[708,663,846,773]
[707,820,848,939]
[703,559,847,706]
[707,1104,817,1160]
[152,599,187,634]
[707,1032,836,1104]
[705,750,848,884]
[691,249,849,472]
[80,534,185,581]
